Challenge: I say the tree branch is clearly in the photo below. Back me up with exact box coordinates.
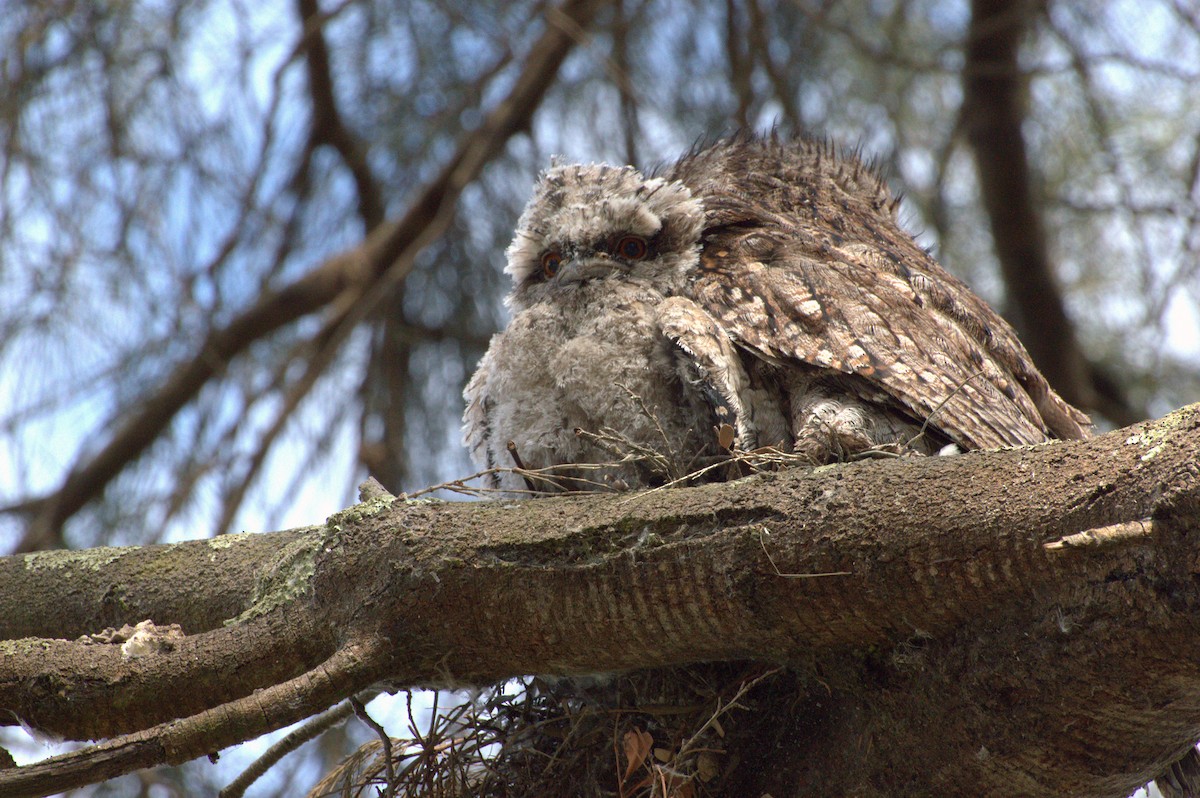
[3,638,387,798]
[2,405,1199,795]
[13,0,606,551]
[295,0,385,230]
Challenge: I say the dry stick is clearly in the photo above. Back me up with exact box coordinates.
[758,528,852,579]
[672,666,783,765]
[18,0,607,551]
[506,440,543,494]
[402,462,619,500]
[218,697,363,798]
[615,382,679,474]
[575,426,672,478]
[1043,519,1156,552]
[506,441,631,494]
[350,696,397,798]
[904,369,986,452]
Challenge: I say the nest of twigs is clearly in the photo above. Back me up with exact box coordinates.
[310,665,783,798]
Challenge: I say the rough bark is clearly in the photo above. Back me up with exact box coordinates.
[1,404,1199,796]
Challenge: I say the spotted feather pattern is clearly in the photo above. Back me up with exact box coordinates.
[667,136,1090,451]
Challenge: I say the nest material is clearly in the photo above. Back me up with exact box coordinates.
[310,665,783,798]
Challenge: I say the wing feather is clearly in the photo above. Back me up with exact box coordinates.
[692,235,1079,450]
[670,135,1088,451]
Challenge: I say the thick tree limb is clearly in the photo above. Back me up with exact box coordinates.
[13,0,605,551]
[2,405,1199,796]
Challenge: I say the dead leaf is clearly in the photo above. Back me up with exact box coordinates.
[622,728,653,782]
[716,423,736,450]
[696,751,720,782]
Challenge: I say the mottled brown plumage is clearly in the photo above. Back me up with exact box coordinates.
[464,135,1089,491]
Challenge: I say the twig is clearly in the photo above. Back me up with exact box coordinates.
[615,382,681,475]
[351,696,397,798]
[506,440,544,493]
[219,694,364,798]
[1043,519,1155,551]
[673,667,782,761]
[904,369,986,451]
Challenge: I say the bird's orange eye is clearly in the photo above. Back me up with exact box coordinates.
[615,235,648,260]
[541,251,563,278]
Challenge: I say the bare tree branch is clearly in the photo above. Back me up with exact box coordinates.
[296,0,385,230]
[5,639,387,798]
[218,695,364,798]
[747,0,803,131]
[611,0,640,166]
[211,295,361,537]
[2,404,1199,796]
[724,0,753,129]
[11,0,606,551]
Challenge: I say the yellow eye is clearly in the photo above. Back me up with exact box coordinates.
[615,235,648,260]
[541,251,563,278]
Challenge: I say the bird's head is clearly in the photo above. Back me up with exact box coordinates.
[504,162,704,311]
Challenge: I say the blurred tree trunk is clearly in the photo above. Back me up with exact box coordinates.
[962,0,1137,425]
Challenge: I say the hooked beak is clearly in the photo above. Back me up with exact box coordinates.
[556,256,620,285]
